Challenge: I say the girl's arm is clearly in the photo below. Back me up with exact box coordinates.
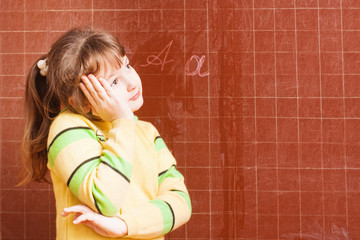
[62,128,192,239]
[48,112,136,217]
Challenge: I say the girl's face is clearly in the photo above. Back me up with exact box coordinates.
[97,55,143,113]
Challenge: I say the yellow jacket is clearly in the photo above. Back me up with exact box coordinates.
[47,110,191,239]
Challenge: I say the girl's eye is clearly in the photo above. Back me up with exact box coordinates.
[110,79,118,87]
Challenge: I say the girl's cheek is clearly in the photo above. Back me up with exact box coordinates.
[119,86,131,100]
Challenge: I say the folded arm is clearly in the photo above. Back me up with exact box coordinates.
[48,115,136,216]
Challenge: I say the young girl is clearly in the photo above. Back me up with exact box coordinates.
[21,27,192,239]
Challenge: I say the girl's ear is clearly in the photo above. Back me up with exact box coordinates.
[83,104,91,113]
[68,96,91,113]
[68,96,75,106]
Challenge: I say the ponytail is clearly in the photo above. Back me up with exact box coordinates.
[19,55,60,185]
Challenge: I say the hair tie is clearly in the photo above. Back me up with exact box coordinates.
[37,58,48,77]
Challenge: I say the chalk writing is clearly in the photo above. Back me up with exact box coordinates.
[141,40,209,77]
[140,40,174,71]
[185,55,209,77]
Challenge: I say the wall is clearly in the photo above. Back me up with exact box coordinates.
[1,0,360,239]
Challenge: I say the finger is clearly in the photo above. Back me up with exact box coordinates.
[80,80,103,110]
[61,211,70,217]
[80,76,98,102]
[79,81,94,103]
[73,212,99,225]
[65,204,93,213]
[73,212,82,220]
[62,204,93,216]
[84,75,110,102]
[98,77,113,96]
[88,74,109,100]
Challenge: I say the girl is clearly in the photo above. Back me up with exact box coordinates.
[21,27,192,239]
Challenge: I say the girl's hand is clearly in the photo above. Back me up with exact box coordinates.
[62,204,128,238]
[80,74,134,121]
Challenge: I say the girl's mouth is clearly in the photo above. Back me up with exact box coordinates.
[129,90,140,101]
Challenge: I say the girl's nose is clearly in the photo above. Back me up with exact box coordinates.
[127,85,136,92]
[126,77,137,92]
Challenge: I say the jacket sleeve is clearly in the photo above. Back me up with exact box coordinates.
[47,116,136,217]
[119,128,192,239]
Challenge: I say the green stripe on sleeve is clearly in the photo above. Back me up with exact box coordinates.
[92,184,118,216]
[67,157,101,197]
[171,190,192,213]
[158,166,184,185]
[150,199,174,235]
[48,128,97,167]
[101,150,133,181]
[155,137,167,152]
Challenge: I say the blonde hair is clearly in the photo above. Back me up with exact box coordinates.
[20,27,125,185]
